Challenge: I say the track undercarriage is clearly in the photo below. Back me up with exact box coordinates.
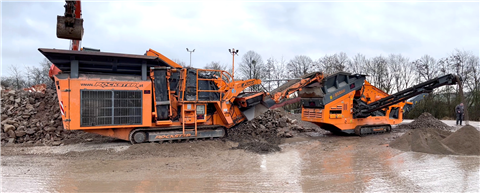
[354,124,392,136]
[129,126,227,144]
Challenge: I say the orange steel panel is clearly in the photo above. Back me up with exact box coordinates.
[156,120,173,125]
[145,49,183,69]
[55,76,71,130]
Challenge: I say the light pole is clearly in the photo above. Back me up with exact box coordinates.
[229,48,239,80]
[186,48,195,67]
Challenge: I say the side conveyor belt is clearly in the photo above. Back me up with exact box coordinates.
[353,74,460,118]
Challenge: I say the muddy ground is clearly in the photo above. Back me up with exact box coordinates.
[2,120,479,192]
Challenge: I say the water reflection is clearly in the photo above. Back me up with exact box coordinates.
[2,139,479,192]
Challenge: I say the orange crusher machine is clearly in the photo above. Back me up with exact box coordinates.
[38,48,269,144]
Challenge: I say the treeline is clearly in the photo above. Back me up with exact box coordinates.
[1,59,53,89]
[203,49,479,121]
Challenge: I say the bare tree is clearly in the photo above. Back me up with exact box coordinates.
[263,57,276,91]
[268,56,288,90]
[465,55,479,94]
[446,49,472,90]
[413,55,438,83]
[8,64,26,89]
[465,55,480,118]
[204,61,226,71]
[173,59,188,68]
[25,58,53,87]
[287,55,314,78]
[365,55,392,93]
[318,52,349,75]
[238,50,265,91]
[439,50,478,106]
[388,54,412,93]
[347,53,368,74]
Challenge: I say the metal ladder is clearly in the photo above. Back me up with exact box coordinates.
[178,69,198,137]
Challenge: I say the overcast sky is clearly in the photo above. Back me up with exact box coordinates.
[1,1,479,76]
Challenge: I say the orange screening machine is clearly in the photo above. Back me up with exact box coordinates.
[299,72,460,135]
[39,48,266,143]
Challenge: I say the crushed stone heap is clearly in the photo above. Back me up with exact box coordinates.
[397,112,453,131]
[1,89,108,146]
[227,109,309,154]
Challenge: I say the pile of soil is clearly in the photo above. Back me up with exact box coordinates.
[397,112,453,131]
[442,125,480,155]
[390,125,480,155]
[1,89,109,146]
[227,109,309,154]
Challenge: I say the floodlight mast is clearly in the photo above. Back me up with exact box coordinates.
[229,48,239,80]
[186,48,195,67]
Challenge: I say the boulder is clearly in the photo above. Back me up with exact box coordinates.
[52,141,62,146]
[3,124,15,133]
[25,129,36,135]
[44,126,56,132]
[7,130,16,138]
[4,119,16,125]
[15,131,26,137]
[17,126,25,131]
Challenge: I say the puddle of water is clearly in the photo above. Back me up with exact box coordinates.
[2,138,479,192]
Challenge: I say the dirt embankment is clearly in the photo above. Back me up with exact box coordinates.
[390,113,480,155]
[1,89,110,146]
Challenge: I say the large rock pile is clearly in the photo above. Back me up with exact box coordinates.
[227,109,310,154]
[1,89,106,146]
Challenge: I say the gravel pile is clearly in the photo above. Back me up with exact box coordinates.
[397,112,453,131]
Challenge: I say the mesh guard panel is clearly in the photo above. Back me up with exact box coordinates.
[81,90,142,127]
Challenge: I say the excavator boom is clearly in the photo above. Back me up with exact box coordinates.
[50,0,84,80]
